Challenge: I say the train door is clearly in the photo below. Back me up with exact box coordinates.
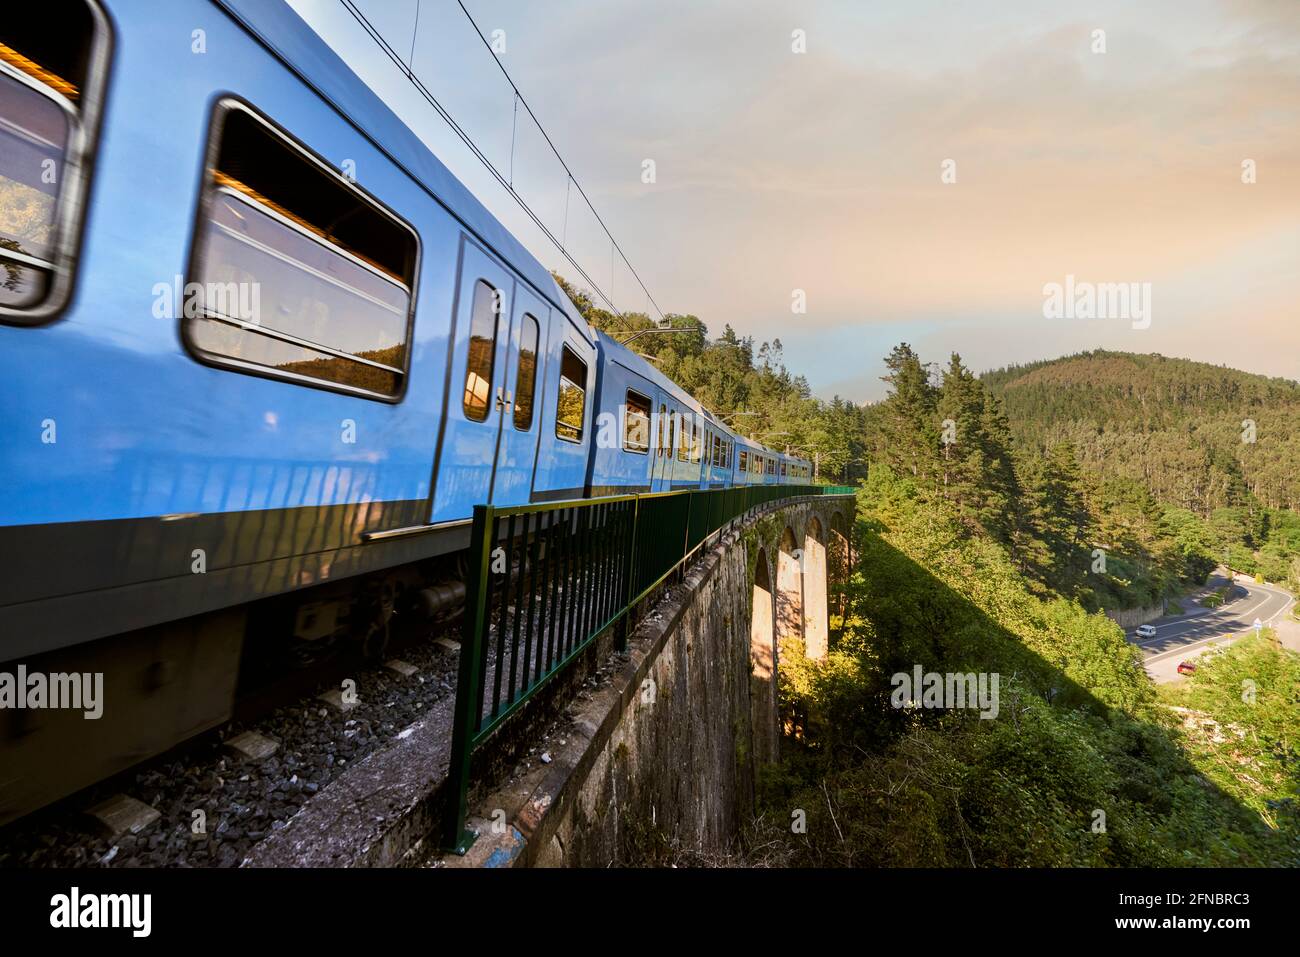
[429,243,514,524]
[650,400,672,492]
[669,407,686,488]
[491,285,548,506]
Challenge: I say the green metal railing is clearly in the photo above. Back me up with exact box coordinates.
[443,483,855,852]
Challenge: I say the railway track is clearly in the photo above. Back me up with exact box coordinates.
[0,616,464,868]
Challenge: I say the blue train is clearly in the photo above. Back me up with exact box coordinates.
[0,1,809,819]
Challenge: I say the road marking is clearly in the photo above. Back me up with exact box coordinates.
[1139,582,1296,665]
[1132,584,1286,646]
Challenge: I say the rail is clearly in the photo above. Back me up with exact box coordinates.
[443,483,856,851]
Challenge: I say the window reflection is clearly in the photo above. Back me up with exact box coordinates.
[556,345,586,442]
[463,280,499,421]
[513,313,538,431]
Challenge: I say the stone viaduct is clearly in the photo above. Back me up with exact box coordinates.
[442,492,856,867]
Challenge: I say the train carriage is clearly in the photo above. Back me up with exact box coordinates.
[0,0,810,824]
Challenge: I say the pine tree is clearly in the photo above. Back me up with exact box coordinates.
[879,343,939,490]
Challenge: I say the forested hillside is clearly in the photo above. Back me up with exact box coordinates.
[757,468,1300,867]
[982,350,1300,590]
[862,344,1230,611]
[553,275,869,484]
[984,349,1300,512]
[753,344,1300,866]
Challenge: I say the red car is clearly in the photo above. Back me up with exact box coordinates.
[1176,661,1197,676]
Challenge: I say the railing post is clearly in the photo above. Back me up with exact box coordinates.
[443,503,494,854]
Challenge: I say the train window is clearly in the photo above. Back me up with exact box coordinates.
[624,389,650,454]
[512,313,539,430]
[556,345,586,442]
[658,405,668,456]
[677,416,690,462]
[462,281,499,421]
[0,1,110,322]
[186,100,419,400]
[739,450,748,472]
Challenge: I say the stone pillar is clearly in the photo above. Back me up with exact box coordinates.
[802,520,829,660]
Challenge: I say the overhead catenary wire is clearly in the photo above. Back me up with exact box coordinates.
[453,0,666,324]
[339,0,613,312]
[338,0,664,323]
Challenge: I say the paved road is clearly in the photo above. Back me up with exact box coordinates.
[1126,575,1296,683]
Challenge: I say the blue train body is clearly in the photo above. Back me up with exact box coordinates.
[0,0,811,661]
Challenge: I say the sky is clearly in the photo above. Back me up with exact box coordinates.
[287,0,1299,402]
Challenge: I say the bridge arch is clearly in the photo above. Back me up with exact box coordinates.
[776,527,804,654]
[828,511,851,643]
[749,546,778,764]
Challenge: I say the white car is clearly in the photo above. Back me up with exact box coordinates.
[1135,624,1157,639]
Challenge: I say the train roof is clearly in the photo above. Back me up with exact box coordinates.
[594,330,697,408]
[213,0,589,339]
[595,332,800,462]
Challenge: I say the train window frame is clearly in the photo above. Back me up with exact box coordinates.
[512,311,539,431]
[555,343,587,443]
[739,449,748,472]
[0,0,112,325]
[677,415,690,462]
[462,280,500,422]
[623,388,651,454]
[181,97,421,403]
